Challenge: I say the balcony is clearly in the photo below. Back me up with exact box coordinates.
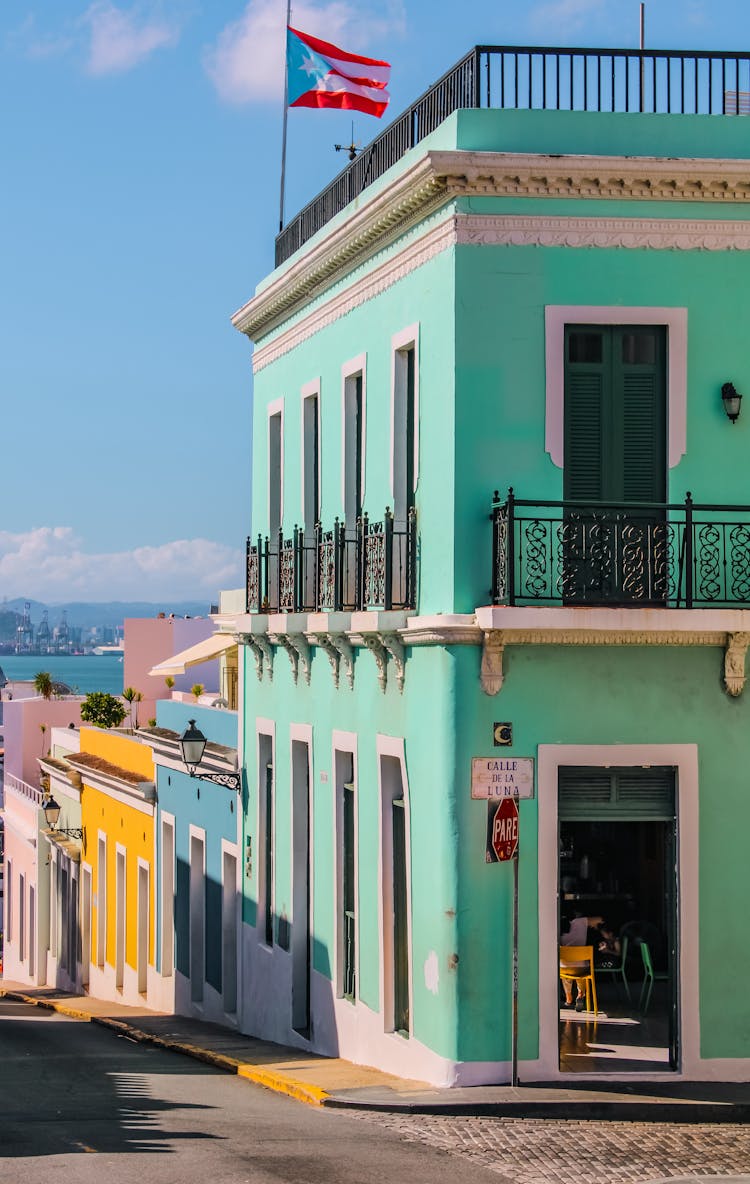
[491,490,750,609]
[246,508,417,615]
[277,44,750,265]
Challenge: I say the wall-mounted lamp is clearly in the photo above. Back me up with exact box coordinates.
[179,720,241,792]
[722,382,743,424]
[43,794,85,843]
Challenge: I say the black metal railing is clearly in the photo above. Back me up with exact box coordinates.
[277,44,750,265]
[246,507,417,614]
[491,489,750,608]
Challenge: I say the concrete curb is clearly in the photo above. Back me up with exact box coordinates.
[4,988,750,1122]
[0,989,330,1107]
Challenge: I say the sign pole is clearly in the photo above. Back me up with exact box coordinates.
[511,790,519,1088]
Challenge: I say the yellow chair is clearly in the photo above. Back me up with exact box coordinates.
[559,945,599,1015]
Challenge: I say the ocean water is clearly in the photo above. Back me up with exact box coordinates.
[0,654,124,696]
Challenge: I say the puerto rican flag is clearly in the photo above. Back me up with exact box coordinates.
[286,26,390,118]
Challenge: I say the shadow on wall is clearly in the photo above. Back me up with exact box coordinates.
[172,858,341,1054]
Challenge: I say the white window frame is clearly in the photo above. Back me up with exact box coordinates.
[267,397,285,536]
[332,730,358,1001]
[340,354,366,519]
[536,743,698,1081]
[376,734,413,1037]
[160,812,175,977]
[544,306,687,469]
[300,379,322,530]
[390,324,420,506]
[256,718,276,949]
[189,823,206,1005]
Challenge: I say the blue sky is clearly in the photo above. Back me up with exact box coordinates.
[0,0,742,600]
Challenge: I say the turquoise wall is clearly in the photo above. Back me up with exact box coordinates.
[454,241,750,613]
[241,643,462,1061]
[251,241,457,614]
[450,641,750,1063]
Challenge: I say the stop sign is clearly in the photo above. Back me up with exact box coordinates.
[489,797,519,862]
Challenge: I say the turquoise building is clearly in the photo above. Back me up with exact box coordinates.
[232,47,750,1084]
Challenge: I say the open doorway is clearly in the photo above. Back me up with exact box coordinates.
[558,767,678,1073]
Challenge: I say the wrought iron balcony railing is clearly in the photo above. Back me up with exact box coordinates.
[277,44,750,264]
[491,489,750,608]
[246,507,417,615]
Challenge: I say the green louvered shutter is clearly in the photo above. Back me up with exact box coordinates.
[563,327,608,501]
[564,325,666,503]
[617,327,667,504]
[559,767,675,821]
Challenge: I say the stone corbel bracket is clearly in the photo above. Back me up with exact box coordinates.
[307,632,341,688]
[481,630,505,696]
[237,633,273,682]
[724,632,750,696]
[360,634,389,692]
[382,632,406,693]
[270,633,311,685]
[329,633,355,689]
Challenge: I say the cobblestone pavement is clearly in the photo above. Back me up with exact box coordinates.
[350,1113,750,1184]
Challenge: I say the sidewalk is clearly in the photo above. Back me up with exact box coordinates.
[3,981,750,1122]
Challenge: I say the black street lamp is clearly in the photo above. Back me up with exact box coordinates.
[43,794,85,843]
[722,382,743,424]
[179,720,241,792]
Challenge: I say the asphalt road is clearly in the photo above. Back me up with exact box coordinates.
[0,998,496,1184]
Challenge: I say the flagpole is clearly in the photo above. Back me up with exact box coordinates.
[279,0,292,233]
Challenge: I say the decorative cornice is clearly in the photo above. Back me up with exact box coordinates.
[236,148,750,355]
[233,153,448,343]
[457,213,750,251]
[251,217,456,372]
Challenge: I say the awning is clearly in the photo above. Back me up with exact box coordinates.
[149,633,237,677]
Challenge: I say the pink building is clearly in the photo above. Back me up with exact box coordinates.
[2,700,82,986]
[123,615,219,726]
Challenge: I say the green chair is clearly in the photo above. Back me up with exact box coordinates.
[596,934,631,1002]
[638,940,668,1014]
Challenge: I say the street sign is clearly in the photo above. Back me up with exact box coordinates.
[472,757,534,799]
[486,796,519,863]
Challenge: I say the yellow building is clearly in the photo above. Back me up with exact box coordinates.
[70,727,158,1006]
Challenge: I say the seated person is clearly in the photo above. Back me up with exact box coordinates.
[560,913,603,1011]
[595,923,621,969]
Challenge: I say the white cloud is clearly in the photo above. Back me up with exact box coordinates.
[82,2,180,76]
[529,0,605,35]
[0,527,243,602]
[204,0,403,105]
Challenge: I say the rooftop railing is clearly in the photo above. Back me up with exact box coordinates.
[491,489,750,609]
[4,773,45,806]
[276,44,750,265]
[246,507,417,614]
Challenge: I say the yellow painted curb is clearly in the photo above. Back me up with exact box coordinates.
[237,1063,329,1107]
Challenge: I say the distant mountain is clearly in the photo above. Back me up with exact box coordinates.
[2,600,213,629]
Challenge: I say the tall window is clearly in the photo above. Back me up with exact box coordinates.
[335,748,357,1001]
[302,390,320,536]
[380,752,410,1037]
[343,370,363,533]
[268,408,283,539]
[564,324,667,604]
[393,342,416,527]
[189,834,205,1003]
[161,820,174,975]
[97,837,107,967]
[258,733,274,947]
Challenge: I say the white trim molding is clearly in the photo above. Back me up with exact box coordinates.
[390,323,420,504]
[234,149,750,345]
[267,397,285,533]
[545,305,687,469]
[534,743,699,1082]
[300,378,321,527]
